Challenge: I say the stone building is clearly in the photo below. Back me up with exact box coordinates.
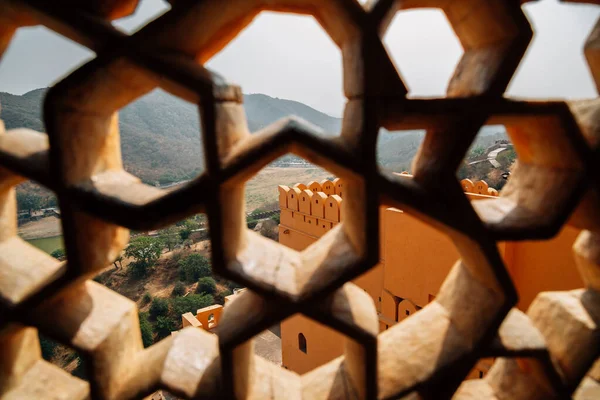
[277,177,582,377]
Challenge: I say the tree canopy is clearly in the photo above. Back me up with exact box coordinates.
[178,254,211,282]
[125,236,163,277]
[197,277,216,295]
[159,226,179,252]
[50,248,65,260]
[171,294,213,317]
[16,191,43,212]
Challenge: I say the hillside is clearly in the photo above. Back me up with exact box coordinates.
[377,126,508,172]
[0,88,508,186]
[0,88,342,184]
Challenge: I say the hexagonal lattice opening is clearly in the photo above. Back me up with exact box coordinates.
[16,181,64,254]
[210,12,345,122]
[215,285,379,399]
[376,127,426,175]
[457,124,513,195]
[377,0,532,97]
[245,155,332,246]
[119,88,205,187]
[470,103,590,239]
[38,332,90,382]
[111,0,171,34]
[0,325,90,398]
[507,0,600,99]
[0,26,92,96]
[210,134,373,302]
[0,176,66,310]
[0,26,88,286]
[43,58,213,231]
[382,9,462,98]
[203,97,377,303]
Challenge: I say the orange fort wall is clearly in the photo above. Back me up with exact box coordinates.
[278,179,582,375]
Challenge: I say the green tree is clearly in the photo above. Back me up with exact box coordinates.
[214,289,232,305]
[160,226,179,252]
[227,280,244,291]
[179,227,192,241]
[197,277,216,295]
[149,298,169,319]
[178,254,211,282]
[44,194,58,208]
[171,294,213,317]
[155,316,177,339]
[138,312,154,348]
[171,282,186,297]
[270,213,280,225]
[125,236,163,277]
[142,292,152,305]
[50,248,65,260]
[470,146,486,158]
[16,191,42,213]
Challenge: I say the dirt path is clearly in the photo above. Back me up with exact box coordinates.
[18,216,62,240]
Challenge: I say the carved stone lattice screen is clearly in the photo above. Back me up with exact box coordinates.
[1,0,600,399]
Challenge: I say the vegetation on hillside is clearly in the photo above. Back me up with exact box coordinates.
[125,236,163,278]
[1,89,342,185]
[178,254,211,282]
[15,183,57,212]
[458,145,516,190]
[11,86,518,380]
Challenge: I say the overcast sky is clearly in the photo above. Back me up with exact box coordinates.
[0,0,598,117]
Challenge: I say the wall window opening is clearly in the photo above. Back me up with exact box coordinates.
[298,333,307,353]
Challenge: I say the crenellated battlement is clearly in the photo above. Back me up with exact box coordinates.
[278,179,344,240]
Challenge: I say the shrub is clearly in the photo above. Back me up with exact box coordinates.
[39,333,57,361]
[178,254,211,282]
[171,294,213,317]
[129,261,150,278]
[214,289,232,305]
[142,292,152,305]
[125,236,163,278]
[270,214,280,224]
[50,248,65,260]
[170,250,183,265]
[470,146,486,158]
[196,277,216,295]
[171,282,186,297]
[155,316,177,339]
[179,227,192,241]
[227,280,244,291]
[138,312,154,348]
[149,298,169,319]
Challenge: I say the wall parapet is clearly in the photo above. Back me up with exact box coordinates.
[278,180,344,239]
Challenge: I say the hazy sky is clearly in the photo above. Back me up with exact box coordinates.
[0,0,598,116]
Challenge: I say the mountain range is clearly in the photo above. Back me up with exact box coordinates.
[0,88,506,184]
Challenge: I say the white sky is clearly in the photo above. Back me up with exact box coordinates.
[0,0,598,117]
